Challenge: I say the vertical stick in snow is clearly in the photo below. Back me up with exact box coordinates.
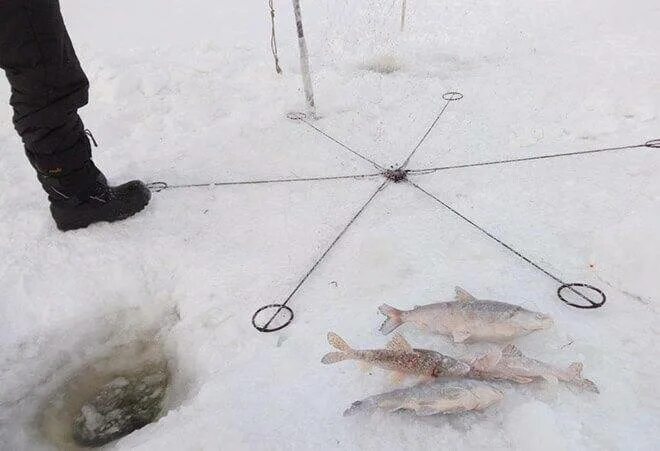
[269,0,282,74]
[401,0,407,31]
[291,0,316,115]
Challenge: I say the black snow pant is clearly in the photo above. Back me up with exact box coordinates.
[0,0,93,192]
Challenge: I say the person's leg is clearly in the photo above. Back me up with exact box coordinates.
[0,0,97,193]
[0,0,150,230]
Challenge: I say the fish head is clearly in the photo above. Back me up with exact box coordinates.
[511,309,554,331]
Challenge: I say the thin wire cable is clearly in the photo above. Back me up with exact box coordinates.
[149,172,383,191]
[299,117,386,171]
[400,99,451,169]
[262,180,389,329]
[408,143,648,175]
[408,180,596,304]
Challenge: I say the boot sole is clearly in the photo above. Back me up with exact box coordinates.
[55,200,150,231]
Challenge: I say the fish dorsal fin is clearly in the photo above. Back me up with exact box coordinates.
[502,344,523,357]
[455,286,477,302]
[386,333,413,352]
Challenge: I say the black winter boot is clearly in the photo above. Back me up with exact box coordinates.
[41,161,151,231]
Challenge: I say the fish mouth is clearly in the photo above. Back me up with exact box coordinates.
[490,389,505,402]
[540,316,554,329]
[531,314,554,330]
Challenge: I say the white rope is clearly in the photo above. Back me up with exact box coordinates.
[269,0,282,74]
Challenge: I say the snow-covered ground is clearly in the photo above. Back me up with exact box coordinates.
[1,0,659,449]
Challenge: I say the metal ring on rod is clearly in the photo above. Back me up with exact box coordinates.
[252,304,294,332]
[557,283,606,309]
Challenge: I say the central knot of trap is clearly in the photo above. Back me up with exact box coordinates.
[383,168,408,182]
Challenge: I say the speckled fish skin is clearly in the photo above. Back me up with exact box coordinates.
[321,332,470,378]
[379,286,553,343]
[343,380,504,417]
[469,344,599,393]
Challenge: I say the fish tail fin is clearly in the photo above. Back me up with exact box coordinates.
[321,352,351,365]
[568,362,583,379]
[567,362,599,393]
[472,349,502,372]
[343,398,378,417]
[378,304,404,335]
[576,378,600,394]
[327,331,353,352]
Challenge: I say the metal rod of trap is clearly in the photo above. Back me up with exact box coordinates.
[292,0,316,115]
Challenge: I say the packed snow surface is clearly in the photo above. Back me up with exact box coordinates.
[1,0,659,450]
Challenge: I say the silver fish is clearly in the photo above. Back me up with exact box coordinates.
[379,286,553,342]
[321,332,470,380]
[469,344,599,393]
[343,380,503,417]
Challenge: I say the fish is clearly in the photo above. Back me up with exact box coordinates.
[379,286,554,343]
[321,332,470,381]
[343,380,503,417]
[469,344,599,393]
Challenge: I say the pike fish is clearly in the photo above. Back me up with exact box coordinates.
[343,380,503,417]
[470,344,599,393]
[321,332,470,380]
[379,286,554,343]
